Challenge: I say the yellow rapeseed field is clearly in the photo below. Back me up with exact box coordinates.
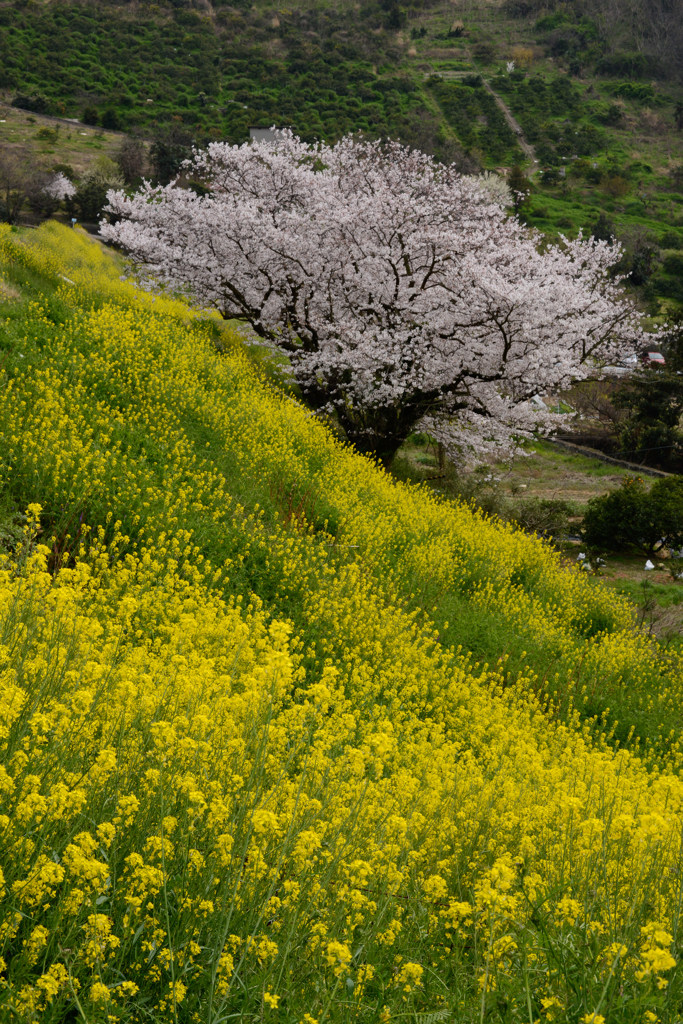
[1,223,683,1022]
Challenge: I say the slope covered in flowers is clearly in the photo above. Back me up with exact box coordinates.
[1,223,683,1022]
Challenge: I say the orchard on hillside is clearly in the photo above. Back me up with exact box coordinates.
[103,133,646,464]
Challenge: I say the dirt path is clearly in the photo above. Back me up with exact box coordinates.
[481,80,538,170]
[420,70,538,173]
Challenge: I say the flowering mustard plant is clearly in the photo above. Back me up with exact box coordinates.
[0,223,682,1022]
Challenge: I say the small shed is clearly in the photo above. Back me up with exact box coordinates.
[249,126,288,144]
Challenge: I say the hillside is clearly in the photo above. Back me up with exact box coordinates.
[2,222,683,1020]
[3,0,683,307]
[2,0,682,149]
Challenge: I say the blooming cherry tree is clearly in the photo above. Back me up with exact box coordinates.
[477,171,512,208]
[44,172,76,202]
[103,133,645,464]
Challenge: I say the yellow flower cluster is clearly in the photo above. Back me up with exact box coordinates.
[1,223,682,1020]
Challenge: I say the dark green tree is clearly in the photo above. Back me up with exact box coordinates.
[100,109,121,131]
[507,164,530,212]
[82,105,99,126]
[592,212,615,243]
[610,228,660,286]
[582,476,683,556]
[613,358,683,471]
[116,136,146,186]
[150,125,193,186]
[382,0,406,30]
[661,308,683,371]
[68,172,111,222]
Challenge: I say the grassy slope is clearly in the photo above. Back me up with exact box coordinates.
[4,221,683,1021]
[0,101,132,180]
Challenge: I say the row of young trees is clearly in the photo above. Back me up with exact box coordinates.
[104,132,648,464]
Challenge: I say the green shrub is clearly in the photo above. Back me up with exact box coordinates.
[595,52,661,79]
[596,103,624,126]
[656,275,683,301]
[534,12,571,31]
[582,476,683,556]
[52,162,76,180]
[472,41,497,62]
[508,496,574,540]
[612,81,655,101]
[660,231,683,250]
[663,252,683,276]
[12,92,49,114]
[628,160,653,174]
[591,212,615,241]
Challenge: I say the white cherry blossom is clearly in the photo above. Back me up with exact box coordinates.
[102,132,646,464]
[44,172,76,201]
[476,170,512,208]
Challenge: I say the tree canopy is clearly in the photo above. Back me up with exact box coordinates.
[104,133,645,463]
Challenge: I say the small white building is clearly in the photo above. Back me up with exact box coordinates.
[249,127,288,144]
